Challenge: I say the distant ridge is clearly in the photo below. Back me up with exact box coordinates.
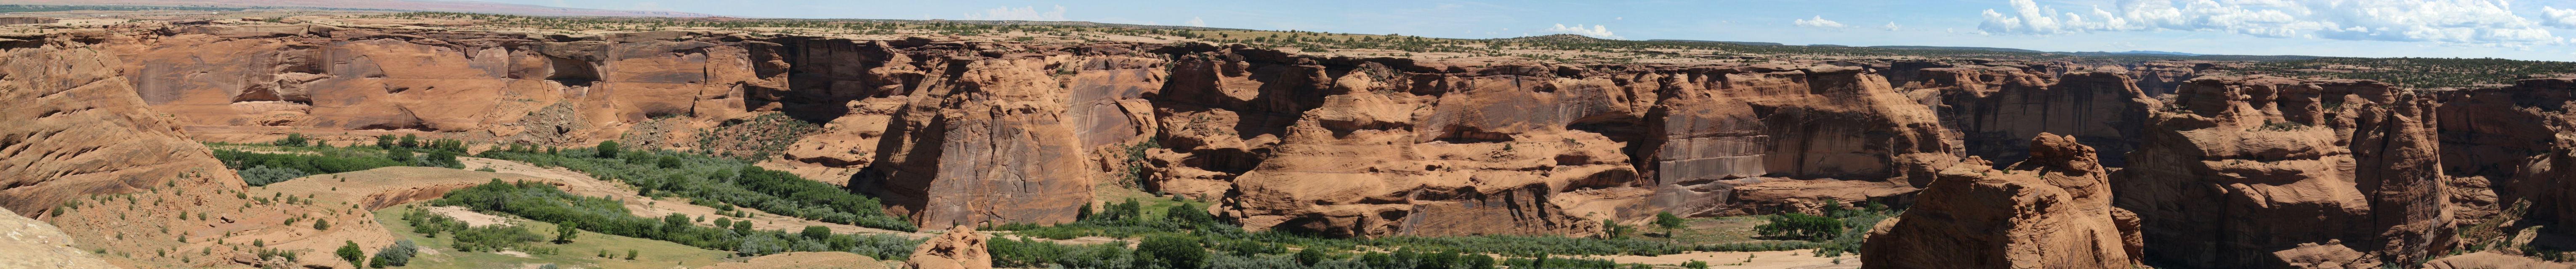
[1647,39,1786,46]
[1867,45,2044,53]
[2,0,714,17]
[2070,50,2205,56]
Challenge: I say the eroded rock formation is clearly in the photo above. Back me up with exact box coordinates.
[2111,76,2450,268]
[906,225,993,269]
[1861,133,2142,269]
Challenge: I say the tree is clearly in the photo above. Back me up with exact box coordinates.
[1653,212,1687,237]
[1137,235,1207,269]
[314,219,331,230]
[1295,247,1327,266]
[398,134,420,148]
[1754,213,1843,241]
[554,222,579,244]
[376,134,397,149]
[597,140,622,158]
[1601,219,1633,240]
[335,240,364,265]
[274,133,310,147]
[802,226,831,240]
[626,249,639,260]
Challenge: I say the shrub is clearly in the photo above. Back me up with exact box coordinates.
[237,165,309,187]
[596,140,621,158]
[370,240,416,267]
[1138,235,1208,269]
[272,133,310,147]
[555,222,579,244]
[1653,212,1687,237]
[453,225,544,252]
[335,240,363,264]
[1754,213,1842,241]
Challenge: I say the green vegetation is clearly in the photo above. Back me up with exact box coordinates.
[472,144,915,231]
[1753,213,1839,241]
[428,180,920,258]
[369,240,417,268]
[1748,200,1895,257]
[377,206,734,269]
[692,113,821,160]
[1652,212,1687,237]
[215,134,476,185]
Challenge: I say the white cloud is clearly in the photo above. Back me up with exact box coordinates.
[1544,24,1621,39]
[964,5,1067,21]
[1883,21,1900,31]
[1976,0,2565,47]
[2545,6,2576,29]
[1187,16,1206,27]
[1794,16,1845,28]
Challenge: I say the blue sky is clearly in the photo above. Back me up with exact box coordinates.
[482,0,2576,61]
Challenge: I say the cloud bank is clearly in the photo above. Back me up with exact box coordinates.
[965,5,1067,21]
[1545,24,1621,39]
[1977,0,2566,47]
[1795,16,1845,28]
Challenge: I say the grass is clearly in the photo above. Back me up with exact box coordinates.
[373,206,732,269]
[1654,216,1773,246]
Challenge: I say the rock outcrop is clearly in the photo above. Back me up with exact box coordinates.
[1861,133,2142,269]
[2112,76,2450,268]
[0,207,115,269]
[0,40,245,216]
[906,225,993,269]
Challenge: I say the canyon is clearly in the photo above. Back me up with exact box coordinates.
[1,16,2573,269]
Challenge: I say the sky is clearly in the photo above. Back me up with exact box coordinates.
[477,0,2576,61]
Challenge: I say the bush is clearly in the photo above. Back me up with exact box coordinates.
[1754,213,1842,241]
[237,165,309,186]
[370,240,416,267]
[336,240,364,264]
[272,133,310,147]
[453,225,544,252]
[596,140,620,158]
[1138,235,1208,269]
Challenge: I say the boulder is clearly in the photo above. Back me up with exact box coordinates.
[905,226,992,269]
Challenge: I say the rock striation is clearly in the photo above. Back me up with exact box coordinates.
[1861,133,2142,269]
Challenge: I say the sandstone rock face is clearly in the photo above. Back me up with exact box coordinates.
[2433,78,2576,229]
[80,25,1980,235]
[1862,133,2141,269]
[0,207,116,269]
[1932,68,2151,167]
[906,225,993,269]
[2112,76,2450,268]
[0,41,245,216]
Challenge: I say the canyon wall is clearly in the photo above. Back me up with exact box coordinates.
[17,21,2576,268]
[55,24,1976,235]
[2109,76,2449,268]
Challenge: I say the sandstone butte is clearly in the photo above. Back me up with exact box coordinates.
[1,20,2576,269]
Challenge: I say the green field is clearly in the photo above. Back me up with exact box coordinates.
[371,206,735,269]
